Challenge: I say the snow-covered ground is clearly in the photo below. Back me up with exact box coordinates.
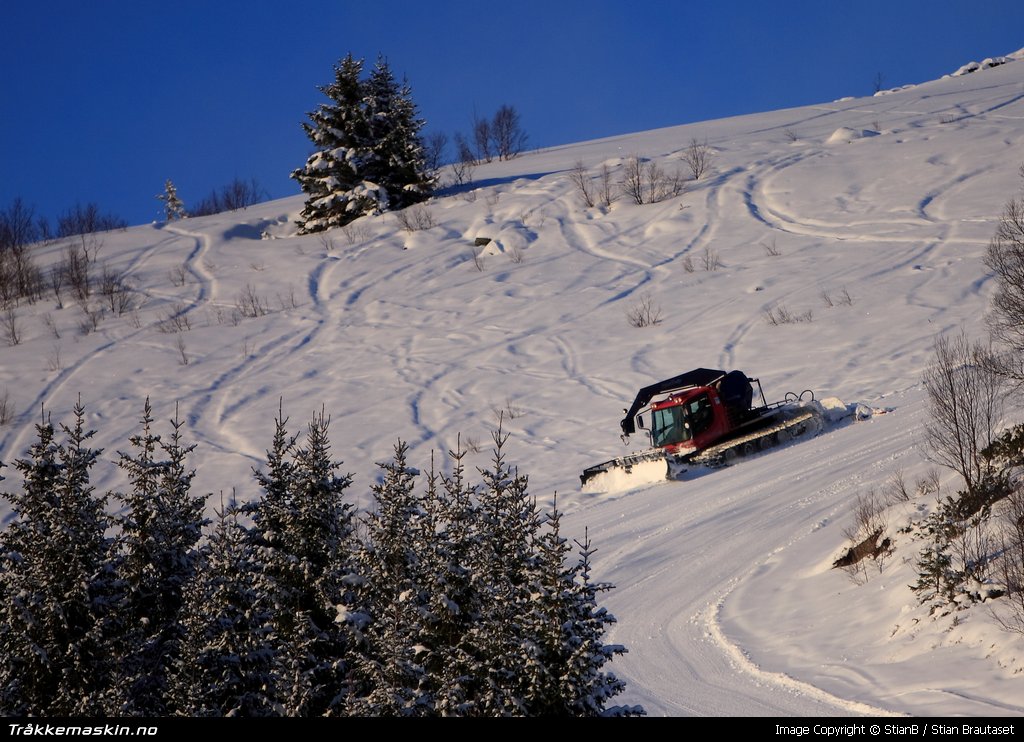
[4,51,1024,716]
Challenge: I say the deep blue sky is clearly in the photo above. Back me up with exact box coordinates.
[2,1,1023,227]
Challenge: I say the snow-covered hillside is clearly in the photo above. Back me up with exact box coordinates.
[3,51,1024,716]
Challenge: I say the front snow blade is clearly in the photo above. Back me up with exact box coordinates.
[580,450,670,493]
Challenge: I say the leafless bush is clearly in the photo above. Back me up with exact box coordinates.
[995,489,1024,633]
[0,387,12,425]
[682,255,695,273]
[99,265,135,315]
[762,238,781,257]
[462,435,484,455]
[836,490,891,582]
[157,303,192,333]
[682,138,714,180]
[340,221,371,246]
[47,343,62,372]
[42,312,60,339]
[48,264,65,307]
[700,247,721,271]
[3,305,21,345]
[764,303,813,325]
[491,396,525,424]
[916,469,942,499]
[249,262,265,272]
[508,243,524,264]
[491,105,527,161]
[626,293,663,328]
[984,189,1024,373]
[922,332,1007,496]
[277,286,299,310]
[190,177,267,216]
[620,155,685,205]
[394,204,436,232]
[78,303,104,335]
[175,334,189,366]
[167,263,188,287]
[451,133,476,186]
[64,244,91,300]
[468,247,484,272]
[784,129,799,142]
[598,164,619,208]
[569,161,596,208]
[423,131,448,179]
[883,468,911,505]
[472,114,493,163]
[56,202,126,238]
[236,284,269,318]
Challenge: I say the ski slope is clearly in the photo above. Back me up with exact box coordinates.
[3,51,1024,715]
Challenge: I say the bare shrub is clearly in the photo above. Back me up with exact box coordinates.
[236,284,269,318]
[78,303,104,335]
[156,303,192,333]
[175,334,189,366]
[394,204,436,232]
[626,293,663,328]
[762,238,781,257]
[764,303,813,325]
[451,133,476,186]
[42,312,60,339]
[56,202,126,238]
[922,332,1007,496]
[3,305,21,345]
[883,468,911,505]
[48,264,65,308]
[700,247,721,271]
[468,248,484,272]
[423,131,448,179]
[0,387,12,425]
[99,265,135,315]
[821,289,834,308]
[995,489,1024,633]
[682,255,695,273]
[190,177,267,216]
[491,105,527,161]
[569,161,596,208]
[837,287,854,306]
[598,163,619,208]
[472,114,492,163]
[63,244,91,300]
[47,343,62,372]
[835,490,891,582]
[620,155,685,205]
[682,138,714,180]
[169,264,188,287]
[340,221,371,246]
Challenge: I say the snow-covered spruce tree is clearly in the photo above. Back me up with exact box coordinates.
[349,441,436,716]
[416,445,486,716]
[109,400,207,716]
[247,406,363,716]
[291,53,432,234]
[171,500,279,717]
[470,427,542,715]
[157,180,187,221]
[0,403,117,716]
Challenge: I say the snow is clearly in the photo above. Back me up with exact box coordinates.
[4,53,1024,716]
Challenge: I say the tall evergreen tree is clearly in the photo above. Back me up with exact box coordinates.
[110,401,207,716]
[247,406,363,716]
[172,500,279,717]
[291,53,432,234]
[350,441,434,716]
[0,403,116,716]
